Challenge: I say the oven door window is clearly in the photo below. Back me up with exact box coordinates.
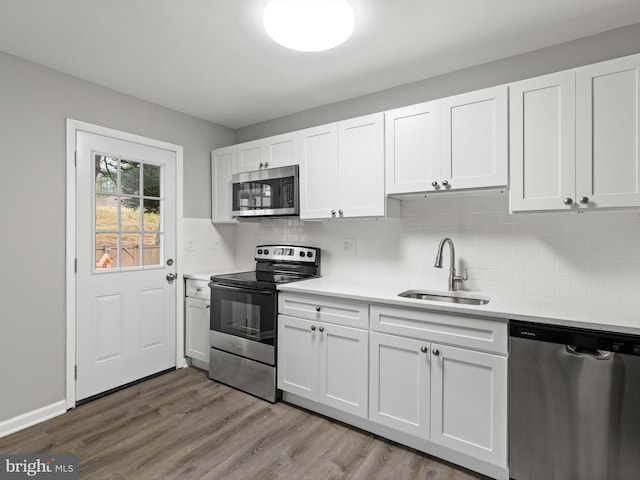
[210,285,276,345]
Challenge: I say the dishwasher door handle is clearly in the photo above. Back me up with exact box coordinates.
[564,345,613,360]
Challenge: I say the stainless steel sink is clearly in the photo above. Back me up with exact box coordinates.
[398,289,490,305]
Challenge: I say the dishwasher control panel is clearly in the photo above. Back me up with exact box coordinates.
[510,320,640,356]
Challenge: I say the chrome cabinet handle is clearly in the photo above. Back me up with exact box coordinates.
[432,348,440,356]
[338,209,343,216]
[563,197,573,205]
[319,326,325,332]
[265,162,269,168]
[315,306,321,312]
[310,325,316,331]
[206,305,210,309]
[442,180,449,187]
[420,346,428,353]
[259,162,264,168]
[579,196,589,205]
[331,210,336,216]
[431,181,439,187]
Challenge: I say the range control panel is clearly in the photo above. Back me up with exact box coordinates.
[255,245,318,264]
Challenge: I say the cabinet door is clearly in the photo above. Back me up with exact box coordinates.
[299,123,339,219]
[318,323,368,418]
[369,332,430,438]
[576,54,640,209]
[277,315,318,401]
[510,71,576,211]
[440,86,508,190]
[338,113,385,217]
[430,344,507,468]
[236,140,264,173]
[185,297,210,363]
[385,102,441,194]
[262,132,299,168]
[211,147,238,223]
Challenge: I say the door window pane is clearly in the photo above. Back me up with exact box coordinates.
[120,233,141,268]
[143,164,161,197]
[143,199,161,231]
[143,233,162,266]
[120,197,141,231]
[120,159,140,195]
[95,156,118,193]
[95,195,118,231]
[95,234,116,269]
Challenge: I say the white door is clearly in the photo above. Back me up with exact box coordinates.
[576,54,640,209]
[299,123,339,219]
[369,332,431,438]
[509,71,576,211]
[338,113,385,218]
[236,139,263,173]
[440,85,508,190]
[277,315,318,400]
[430,344,507,468]
[318,323,368,418]
[385,101,441,194]
[262,132,299,169]
[75,131,177,401]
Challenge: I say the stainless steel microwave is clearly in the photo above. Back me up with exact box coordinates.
[231,165,299,218]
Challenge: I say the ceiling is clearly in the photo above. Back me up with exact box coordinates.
[1,0,640,130]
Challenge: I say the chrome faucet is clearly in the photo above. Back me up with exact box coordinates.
[434,237,467,291]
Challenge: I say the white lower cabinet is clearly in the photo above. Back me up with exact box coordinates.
[185,279,211,364]
[278,314,369,418]
[430,343,507,468]
[369,332,430,438]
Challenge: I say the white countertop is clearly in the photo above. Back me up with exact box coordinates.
[184,269,240,281]
[278,277,640,335]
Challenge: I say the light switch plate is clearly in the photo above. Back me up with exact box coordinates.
[343,238,356,254]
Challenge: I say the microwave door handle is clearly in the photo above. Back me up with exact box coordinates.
[209,283,275,297]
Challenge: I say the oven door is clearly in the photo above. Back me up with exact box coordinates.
[209,283,276,365]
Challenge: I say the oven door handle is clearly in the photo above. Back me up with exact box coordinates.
[209,282,275,297]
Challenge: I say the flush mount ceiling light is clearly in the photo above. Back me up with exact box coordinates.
[263,0,355,52]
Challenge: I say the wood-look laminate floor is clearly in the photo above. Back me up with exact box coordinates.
[0,368,488,480]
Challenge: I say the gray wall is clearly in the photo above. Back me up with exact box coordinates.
[236,23,640,142]
[0,51,233,422]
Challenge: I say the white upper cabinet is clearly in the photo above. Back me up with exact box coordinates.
[299,123,339,219]
[509,71,576,212]
[440,86,508,191]
[385,101,441,194]
[211,146,238,223]
[576,55,640,209]
[235,132,299,173]
[511,53,640,212]
[385,86,508,195]
[300,113,386,219]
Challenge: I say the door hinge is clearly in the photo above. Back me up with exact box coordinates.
[74,365,77,380]
[74,258,77,273]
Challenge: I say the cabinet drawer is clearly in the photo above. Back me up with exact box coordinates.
[370,305,507,355]
[185,279,211,300]
[279,293,369,329]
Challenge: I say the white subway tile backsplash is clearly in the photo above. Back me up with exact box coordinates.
[222,192,640,309]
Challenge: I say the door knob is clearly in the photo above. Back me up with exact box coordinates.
[166,273,177,284]
[310,325,316,331]
[420,346,428,353]
[579,196,589,205]
[432,348,440,356]
[442,180,449,187]
[563,197,573,205]
[319,326,325,333]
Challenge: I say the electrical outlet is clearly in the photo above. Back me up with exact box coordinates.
[343,238,356,254]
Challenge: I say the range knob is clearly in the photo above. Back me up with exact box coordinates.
[264,249,269,255]
[307,251,313,258]
[299,251,305,257]
[257,249,263,254]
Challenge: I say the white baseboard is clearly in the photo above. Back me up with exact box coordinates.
[0,400,67,439]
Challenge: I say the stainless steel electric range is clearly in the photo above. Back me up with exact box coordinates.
[208,245,320,402]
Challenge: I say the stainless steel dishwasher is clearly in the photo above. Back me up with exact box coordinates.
[510,320,640,480]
